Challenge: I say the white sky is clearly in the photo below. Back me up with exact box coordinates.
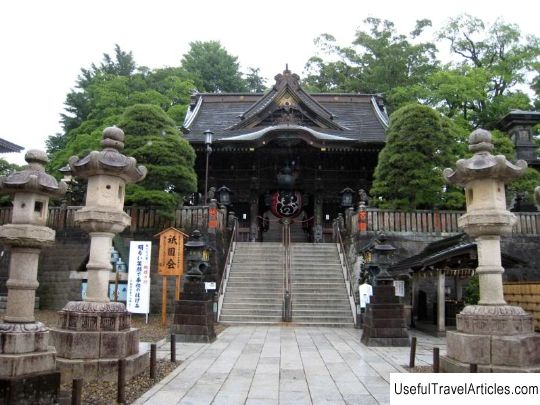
[1,0,539,166]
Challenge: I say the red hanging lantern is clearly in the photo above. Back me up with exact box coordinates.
[271,191,303,218]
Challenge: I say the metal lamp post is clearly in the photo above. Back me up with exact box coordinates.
[203,130,213,204]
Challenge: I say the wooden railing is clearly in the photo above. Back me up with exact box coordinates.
[0,205,224,233]
[350,208,540,236]
[0,205,537,235]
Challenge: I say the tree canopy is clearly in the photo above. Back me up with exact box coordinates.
[118,104,197,216]
[304,15,540,128]
[370,104,463,210]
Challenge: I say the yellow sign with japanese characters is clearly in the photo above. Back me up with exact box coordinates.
[156,227,187,276]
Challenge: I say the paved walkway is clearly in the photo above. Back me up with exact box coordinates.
[135,326,446,405]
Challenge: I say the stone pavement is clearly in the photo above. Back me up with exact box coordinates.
[135,326,447,405]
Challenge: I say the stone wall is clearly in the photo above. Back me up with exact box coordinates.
[26,225,230,313]
[36,229,89,309]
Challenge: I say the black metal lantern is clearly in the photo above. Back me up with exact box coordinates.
[184,230,209,281]
[340,187,354,207]
[217,185,232,206]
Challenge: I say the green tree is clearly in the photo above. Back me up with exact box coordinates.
[370,104,456,209]
[181,41,247,92]
[244,67,267,92]
[303,18,438,111]
[436,15,540,127]
[0,158,24,205]
[118,104,197,216]
[48,47,195,177]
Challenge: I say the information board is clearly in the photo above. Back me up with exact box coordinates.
[126,241,152,314]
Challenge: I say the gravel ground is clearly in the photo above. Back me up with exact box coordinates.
[404,365,434,373]
[1,310,226,404]
[59,360,179,404]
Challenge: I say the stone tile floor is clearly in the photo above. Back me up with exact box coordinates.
[135,326,447,405]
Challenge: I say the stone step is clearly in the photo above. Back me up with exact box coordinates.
[222,302,282,309]
[292,303,351,309]
[220,308,282,316]
[219,315,282,322]
[292,283,346,288]
[292,274,343,280]
[291,321,354,327]
[224,291,283,298]
[228,275,282,280]
[291,315,354,322]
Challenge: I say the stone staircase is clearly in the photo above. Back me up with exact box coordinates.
[291,243,354,327]
[219,242,284,324]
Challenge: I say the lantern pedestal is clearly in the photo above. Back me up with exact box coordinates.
[50,302,148,383]
[361,283,409,347]
[441,305,540,372]
[171,281,215,343]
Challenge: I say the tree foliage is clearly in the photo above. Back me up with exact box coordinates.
[118,104,197,217]
[181,41,247,92]
[434,15,539,128]
[48,45,196,180]
[303,18,438,111]
[304,15,540,127]
[370,104,458,209]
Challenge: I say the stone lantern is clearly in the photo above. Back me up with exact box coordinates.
[170,230,216,342]
[0,150,66,403]
[442,129,540,372]
[361,235,409,347]
[51,127,148,382]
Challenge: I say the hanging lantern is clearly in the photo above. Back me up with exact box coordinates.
[340,187,354,207]
[271,191,303,218]
[216,185,232,206]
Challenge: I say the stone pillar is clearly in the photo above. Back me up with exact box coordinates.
[0,150,66,403]
[441,129,540,372]
[437,270,445,333]
[50,127,148,383]
[85,231,115,302]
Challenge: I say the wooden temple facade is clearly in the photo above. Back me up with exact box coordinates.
[182,69,388,242]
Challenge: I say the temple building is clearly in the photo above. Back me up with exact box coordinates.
[182,69,389,242]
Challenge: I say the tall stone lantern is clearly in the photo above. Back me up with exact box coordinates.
[442,129,540,372]
[0,150,66,403]
[51,127,148,382]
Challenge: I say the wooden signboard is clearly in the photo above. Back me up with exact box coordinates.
[155,227,188,326]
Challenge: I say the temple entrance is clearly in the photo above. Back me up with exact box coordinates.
[260,210,310,243]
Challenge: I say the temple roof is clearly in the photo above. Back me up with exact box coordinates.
[0,137,24,154]
[389,233,526,276]
[182,69,389,147]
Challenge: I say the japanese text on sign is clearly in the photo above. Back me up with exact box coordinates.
[126,241,151,314]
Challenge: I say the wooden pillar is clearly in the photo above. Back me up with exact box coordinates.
[437,270,445,333]
[411,273,418,327]
[313,196,323,243]
[455,277,463,301]
[249,193,259,242]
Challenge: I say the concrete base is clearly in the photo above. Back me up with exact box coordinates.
[0,370,60,405]
[50,327,139,359]
[56,349,149,384]
[0,348,56,378]
[441,354,540,373]
[443,305,540,372]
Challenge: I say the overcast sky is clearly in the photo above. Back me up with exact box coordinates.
[1,0,538,166]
